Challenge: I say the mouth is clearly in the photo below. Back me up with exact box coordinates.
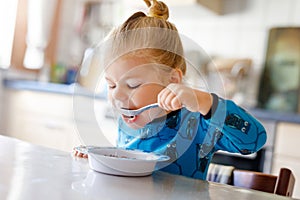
[122,114,138,123]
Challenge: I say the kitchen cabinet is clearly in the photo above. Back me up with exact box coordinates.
[272,122,300,198]
[257,119,276,173]
[0,84,3,130]
[2,89,79,152]
[197,0,223,14]
[1,87,115,152]
[196,0,247,15]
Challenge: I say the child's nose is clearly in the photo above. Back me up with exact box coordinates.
[112,87,128,102]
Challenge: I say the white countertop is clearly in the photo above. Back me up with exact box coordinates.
[0,135,295,200]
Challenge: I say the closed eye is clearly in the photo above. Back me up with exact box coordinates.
[108,84,116,89]
[105,77,116,89]
[128,84,141,89]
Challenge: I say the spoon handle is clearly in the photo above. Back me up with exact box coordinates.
[119,103,159,116]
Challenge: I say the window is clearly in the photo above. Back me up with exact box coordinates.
[0,0,19,68]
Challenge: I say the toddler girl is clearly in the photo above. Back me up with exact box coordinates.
[75,0,266,180]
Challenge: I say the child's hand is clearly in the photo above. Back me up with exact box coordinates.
[73,146,88,158]
[157,83,197,111]
[157,83,212,115]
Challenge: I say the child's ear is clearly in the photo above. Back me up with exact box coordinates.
[170,68,183,83]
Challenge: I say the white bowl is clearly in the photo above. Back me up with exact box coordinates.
[87,147,169,177]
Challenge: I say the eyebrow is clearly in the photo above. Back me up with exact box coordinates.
[105,73,141,82]
[104,77,114,83]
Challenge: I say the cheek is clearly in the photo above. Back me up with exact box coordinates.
[130,83,165,107]
[107,91,114,104]
[107,92,112,101]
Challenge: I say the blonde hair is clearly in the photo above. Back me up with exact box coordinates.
[105,0,186,75]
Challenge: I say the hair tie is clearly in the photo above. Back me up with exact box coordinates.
[148,13,165,19]
[144,0,169,20]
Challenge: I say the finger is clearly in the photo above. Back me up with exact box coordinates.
[83,154,88,158]
[170,96,182,110]
[157,89,166,109]
[78,152,84,157]
[74,150,79,156]
[164,92,178,110]
[158,88,172,110]
[162,84,181,110]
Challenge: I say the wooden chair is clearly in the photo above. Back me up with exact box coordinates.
[232,168,295,197]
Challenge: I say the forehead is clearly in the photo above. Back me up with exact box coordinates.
[105,56,156,78]
[107,56,146,71]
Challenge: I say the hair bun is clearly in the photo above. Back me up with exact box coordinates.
[144,0,169,20]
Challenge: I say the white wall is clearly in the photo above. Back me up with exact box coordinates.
[169,0,300,71]
[58,0,300,70]
[56,0,300,106]
[157,0,300,106]
[0,71,4,134]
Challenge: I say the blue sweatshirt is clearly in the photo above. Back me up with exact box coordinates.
[117,94,267,180]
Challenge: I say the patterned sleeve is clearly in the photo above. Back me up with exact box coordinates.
[202,93,267,155]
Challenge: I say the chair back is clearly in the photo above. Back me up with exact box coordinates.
[232,168,295,197]
[275,168,295,197]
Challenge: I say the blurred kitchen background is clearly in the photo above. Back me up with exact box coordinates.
[0,0,300,198]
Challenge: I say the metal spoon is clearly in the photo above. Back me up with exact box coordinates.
[118,103,159,117]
